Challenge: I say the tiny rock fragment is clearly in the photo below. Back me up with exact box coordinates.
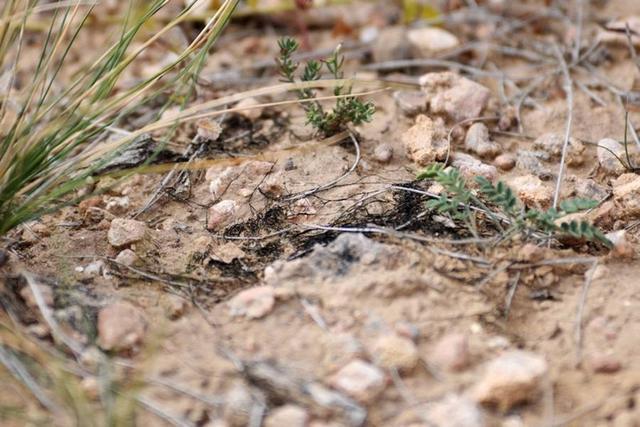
[164,295,188,320]
[228,286,275,319]
[422,394,486,427]
[80,376,101,401]
[196,118,222,141]
[104,196,130,214]
[207,200,238,231]
[373,143,393,163]
[258,171,285,197]
[107,218,147,248]
[223,383,254,427]
[465,123,500,159]
[494,153,516,171]
[430,333,470,372]
[234,97,262,121]
[329,359,386,403]
[208,167,239,198]
[472,350,548,412]
[516,150,553,180]
[587,352,622,374]
[408,27,460,56]
[508,175,552,208]
[97,301,146,353]
[419,72,491,122]
[83,260,105,277]
[371,334,419,372]
[115,249,138,267]
[451,153,498,184]
[264,405,309,427]
[605,230,635,258]
[534,133,586,166]
[393,90,427,116]
[402,114,448,165]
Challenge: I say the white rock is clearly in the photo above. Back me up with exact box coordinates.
[420,72,491,122]
[465,123,500,158]
[264,405,308,427]
[402,115,448,165]
[115,249,138,266]
[422,394,486,427]
[371,334,419,372]
[408,27,460,56]
[207,200,238,230]
[107,218,147,248]
[97,301,146,352]
[597,138,627,174]
[329,359,386,403]
[228,286,275,319]
[472,350,548,412]
[430,333,470,372]
[234,97,262,121]
[84,260,105,277]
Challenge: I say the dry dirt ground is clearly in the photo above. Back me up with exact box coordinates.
[2,1,640,426]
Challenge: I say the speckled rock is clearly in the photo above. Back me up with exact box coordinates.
[419,72,491,122]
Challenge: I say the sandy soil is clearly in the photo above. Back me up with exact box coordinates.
[2,1,640,426]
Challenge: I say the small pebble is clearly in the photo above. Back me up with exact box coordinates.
[494,153,516,171]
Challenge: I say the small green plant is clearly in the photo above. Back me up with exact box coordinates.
[276,36,375,136]
[418,164,612,247]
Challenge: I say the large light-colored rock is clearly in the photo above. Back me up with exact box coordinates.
[472,350,548,412]
[402,115,448,165]
[97,301,146,352]
[408,27,460,56]
[420,72,491,122]
[107,218,147,248]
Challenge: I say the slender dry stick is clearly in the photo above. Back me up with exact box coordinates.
[552,44,574,209]
[574,259,598,365]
